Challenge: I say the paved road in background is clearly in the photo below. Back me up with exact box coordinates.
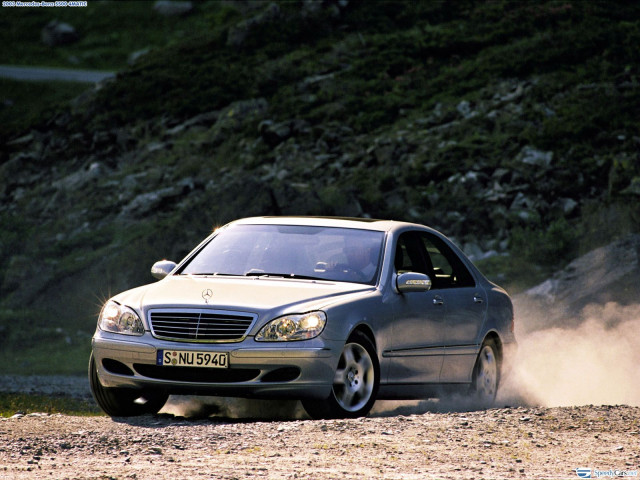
[0,65,115,83]
[0,374,91,399]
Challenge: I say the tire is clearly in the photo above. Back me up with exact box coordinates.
[470,338,500,407]
[302,331,379,419]
[89,353,168,417]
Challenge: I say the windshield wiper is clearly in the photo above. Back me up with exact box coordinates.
[244,272,326,281]
[181,272,240,277]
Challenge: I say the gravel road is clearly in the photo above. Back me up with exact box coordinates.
[0,374,92,400]
[1,373,639,480]
[2,405,639,479]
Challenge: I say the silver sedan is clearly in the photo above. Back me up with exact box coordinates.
[90,216,516,419]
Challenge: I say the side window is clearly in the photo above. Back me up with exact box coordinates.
[420,233,475,289]
[394,232,430,275]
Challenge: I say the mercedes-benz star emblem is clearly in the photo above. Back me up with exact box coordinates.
[202,289,213,303]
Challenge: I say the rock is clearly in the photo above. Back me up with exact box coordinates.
[514,233,640,331]
[259,120,292,147]
[456,100,477,119]
[52,162,104,192]
[153,1,193,16]
[165,111,220,137]
[555,197,578,215]
[483,181,508,202]
[128,48,151,66]
[41,20,79,47]
[301,0,322,18]
[6,132,35,147]
[621,177,640,196]
[373,144,396,164]
[146,141,170,153]
[492,79,528,103]
[120,178,195,218]
[227,2,281,48]
[492,168,512,183]
[517,146,553,168]
[463,242,484,261]
[301,0,344,19]
[524,278,558,302]
[215,98,269,131]
[121,188,178,218]
[120,172,146,193]
[509,192,537,212]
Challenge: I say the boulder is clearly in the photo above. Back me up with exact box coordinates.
[41,20,79,47]
[227,2,281,48]
[516,145,553,168]
[514,233,640,332]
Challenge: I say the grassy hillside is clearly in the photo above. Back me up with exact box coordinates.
[1,1,639,374]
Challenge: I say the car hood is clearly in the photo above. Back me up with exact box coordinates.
[114,275,374,317]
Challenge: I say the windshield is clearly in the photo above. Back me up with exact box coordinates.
[179,224,385,285]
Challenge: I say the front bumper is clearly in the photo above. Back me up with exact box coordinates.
[91,331,341,400]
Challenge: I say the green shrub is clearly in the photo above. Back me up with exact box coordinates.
[509,216,578,267]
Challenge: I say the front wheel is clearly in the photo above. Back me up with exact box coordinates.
[470,339,501,406]
[89,353,168,417]
[302,331,379,419]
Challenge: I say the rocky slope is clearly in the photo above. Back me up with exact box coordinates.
[1,1,639,362]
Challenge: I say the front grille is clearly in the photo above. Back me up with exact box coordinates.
[149,309,256,343]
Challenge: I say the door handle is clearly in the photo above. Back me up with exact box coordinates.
[433,295,444,306]
[473,294,484,304]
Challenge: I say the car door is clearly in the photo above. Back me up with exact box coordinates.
[384,231,445,385]
[421,233,487,383]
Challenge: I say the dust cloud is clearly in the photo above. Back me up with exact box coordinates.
[499,301,640,407]
[160,396,307,420]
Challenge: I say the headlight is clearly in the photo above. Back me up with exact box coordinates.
[255,311,326,342]
[98,300,144,336]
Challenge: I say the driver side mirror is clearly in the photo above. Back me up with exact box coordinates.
[151,260,177,280]
[396,272,432,293]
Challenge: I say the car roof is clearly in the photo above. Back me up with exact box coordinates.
[229,216,422,233]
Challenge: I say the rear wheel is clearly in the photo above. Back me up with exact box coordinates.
[471,339,500,406]
[89,353,168,417]
[302,331,379,419]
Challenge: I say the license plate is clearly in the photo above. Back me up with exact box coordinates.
[157,350,229,368]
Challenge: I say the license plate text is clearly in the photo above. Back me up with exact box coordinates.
[157,350,228,368]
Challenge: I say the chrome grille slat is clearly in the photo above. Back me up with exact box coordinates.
[148,309,256,343]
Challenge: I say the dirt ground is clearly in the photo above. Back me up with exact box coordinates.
[1,401,638,480]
